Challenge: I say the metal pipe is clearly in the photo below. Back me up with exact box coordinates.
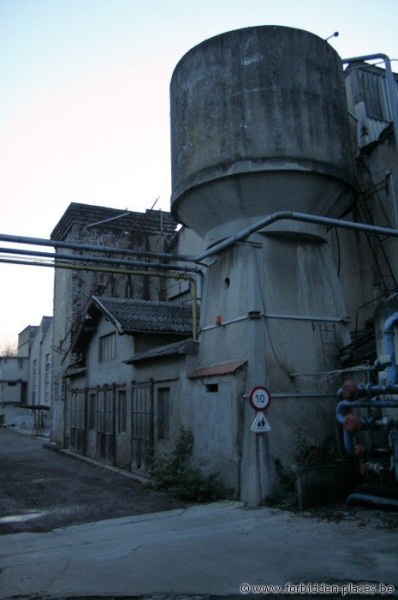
[0,256,199,341]
[2,210,398,266]
[337,383,398,398]
[0,245,202,275]
[346,493,398,510]
[0,232,195,264]
[193,211,398,262]
[336,398,398,456]
[262,312,348,323]
[84,211,130,229]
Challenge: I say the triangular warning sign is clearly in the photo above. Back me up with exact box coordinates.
[251,412,271,433]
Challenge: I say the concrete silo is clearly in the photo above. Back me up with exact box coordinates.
[170,26,356,505]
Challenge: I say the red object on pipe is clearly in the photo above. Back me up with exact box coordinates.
[344,411,361,433]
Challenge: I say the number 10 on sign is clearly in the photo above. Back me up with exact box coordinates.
[248,386,271,411]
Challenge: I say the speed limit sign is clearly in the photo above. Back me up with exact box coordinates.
[248,386,271,411]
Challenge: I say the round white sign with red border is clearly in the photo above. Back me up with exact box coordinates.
[248,386,271,411]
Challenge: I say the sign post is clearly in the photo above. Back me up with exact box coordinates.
[247,386,272,502]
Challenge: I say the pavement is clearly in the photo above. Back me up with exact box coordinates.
[1,429,398,600]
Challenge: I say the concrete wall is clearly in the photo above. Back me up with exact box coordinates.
[0,356,29,405]
[28,317,53,407]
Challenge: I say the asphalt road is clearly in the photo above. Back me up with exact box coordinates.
[0,428,185,535]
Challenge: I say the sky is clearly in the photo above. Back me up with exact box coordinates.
[0,0,397,351]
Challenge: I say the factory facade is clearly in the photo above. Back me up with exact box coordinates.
[7,26,398,506]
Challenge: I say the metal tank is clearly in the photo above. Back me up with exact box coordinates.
[170,26,356,245]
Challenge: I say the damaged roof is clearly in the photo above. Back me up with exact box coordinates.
[187,359,247,379]
[72,296,195,354]
[94,296,194,335]
[125,338,199,364]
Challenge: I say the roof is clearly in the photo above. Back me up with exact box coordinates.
[72,296,196,353]
[126,339,199,364]
[93,297,194,335]
[51,202,177,241]
[188,359,247,379]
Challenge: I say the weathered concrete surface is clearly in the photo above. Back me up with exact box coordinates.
[1,501,397,599]
[0,428,185,535]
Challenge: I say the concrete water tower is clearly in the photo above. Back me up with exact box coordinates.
[171,25,356,245]
[170,26,356,504]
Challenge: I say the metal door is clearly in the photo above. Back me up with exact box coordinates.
[131,381,153,476]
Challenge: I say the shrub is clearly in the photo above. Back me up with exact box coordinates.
[148,425,226,502]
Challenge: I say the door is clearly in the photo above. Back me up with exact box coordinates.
[70,388,86,455]
[131,381,153,476]
[96,386,115,464]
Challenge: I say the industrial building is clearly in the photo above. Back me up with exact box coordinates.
[4,25,398,507]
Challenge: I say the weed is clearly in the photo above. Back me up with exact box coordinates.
[148,425,226,502]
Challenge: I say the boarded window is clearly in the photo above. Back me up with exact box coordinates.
[99,333,116,362]
[157,387,170,440]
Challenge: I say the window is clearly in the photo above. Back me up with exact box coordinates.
[206,383,218,393]
[99,333,116,362]
[117,389,127,434]
[157,387,170,440]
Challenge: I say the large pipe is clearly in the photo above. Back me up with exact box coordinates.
[346,493,398,510]
[194,211,398,261]
[0,256,199,341]
[383,312,398,385]
[2,210,398,266]
[0,245,202,275]
[336,399,398,456]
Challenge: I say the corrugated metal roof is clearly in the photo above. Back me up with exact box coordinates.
[345,62,398,148]
[188,359,247,379]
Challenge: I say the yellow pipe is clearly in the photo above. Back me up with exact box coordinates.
[0,256,199,341]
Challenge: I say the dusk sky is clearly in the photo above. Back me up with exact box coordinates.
[1,0,397,351]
